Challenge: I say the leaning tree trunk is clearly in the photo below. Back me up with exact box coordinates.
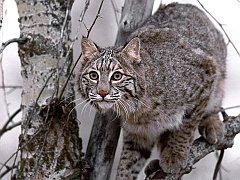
[16,0,87,179]
[85,0,154,180]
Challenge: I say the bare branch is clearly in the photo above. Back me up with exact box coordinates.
[145,112,240,179]
[86,0,105,38]
[0,37,28,55]
[0,85,22,89]
[197,0,240,57]
[0,38,26,120]
[79,0,91,23]
[58,0,105,100]
[0,108,21,138]
[222,105,240,111]
[0,164,17,179]
[213,149,224,180]
[0,0,2,28]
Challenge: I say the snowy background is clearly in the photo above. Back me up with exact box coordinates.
[0,0,240,179]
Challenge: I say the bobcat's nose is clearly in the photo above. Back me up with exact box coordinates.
[98,90,109,97]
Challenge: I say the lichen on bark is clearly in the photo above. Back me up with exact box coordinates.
[15,0,88,179]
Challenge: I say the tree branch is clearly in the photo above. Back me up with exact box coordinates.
[213,149,224,180]
[0,37,28,55]
[0,108,21,138]
[197,0,240,57]
[0,164,17,179]
[145,112,240,179]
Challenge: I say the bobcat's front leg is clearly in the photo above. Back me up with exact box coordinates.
[117,132,153,180]
[158,129,193,174]
[157,100,208,174]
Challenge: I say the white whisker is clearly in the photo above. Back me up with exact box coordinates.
[88,102,94,119]
[111,103,121,122]
[67,97,89,106]
[59,95,75,104]
[134,98,151,109]
[118,99,129,121]
[80,100,91,119]
[67,98,90,122]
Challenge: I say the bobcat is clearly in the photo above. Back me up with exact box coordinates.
[77,3,226,179]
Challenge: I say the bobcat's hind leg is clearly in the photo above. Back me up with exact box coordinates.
[199,113,224,144]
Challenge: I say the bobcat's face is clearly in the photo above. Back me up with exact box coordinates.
[78,38,142,111]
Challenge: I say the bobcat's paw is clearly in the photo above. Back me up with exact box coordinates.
[199,115,224,144]
[159,149,188,174]
[145,159,167,179]
[145,159,161,176]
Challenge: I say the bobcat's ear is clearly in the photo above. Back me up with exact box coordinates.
[122,37,141,64]
[81,37,99,65]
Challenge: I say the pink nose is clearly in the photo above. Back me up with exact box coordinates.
[98,90,109,97]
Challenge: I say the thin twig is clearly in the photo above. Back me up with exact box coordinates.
[197,0,240,57]
[213,149,225,180]
[58,50,80,100]
[222,105,240,111]
[60,3,70,40]
[0,53,10,118]
[0,85,22,89]
[0,125,46,174]
[0,37,28,55]
[87,0,104,37]
[0,108,21,138]
[0,164,17,179]
[0,37,27,120]
[58,0,105,100]
[79,0,91,23]
[4,121,21,133]
[87,0,105,38]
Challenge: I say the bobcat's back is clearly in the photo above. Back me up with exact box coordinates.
[128,3,226,111]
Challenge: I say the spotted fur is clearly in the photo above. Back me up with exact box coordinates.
[77,3,227,179]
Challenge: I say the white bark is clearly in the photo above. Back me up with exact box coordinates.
[16,0,86,179]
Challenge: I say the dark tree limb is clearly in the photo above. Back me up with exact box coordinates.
[0,37,28,55]
[145,113,240,179]
[0,108,21,138]
[85,111,121,180]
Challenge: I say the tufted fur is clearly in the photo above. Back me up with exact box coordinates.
[77,3,227,179]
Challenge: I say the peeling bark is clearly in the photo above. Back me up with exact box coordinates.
[16,0,88,179]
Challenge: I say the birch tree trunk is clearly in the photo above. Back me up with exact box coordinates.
[85,0,154,179]
[15,1,88,179]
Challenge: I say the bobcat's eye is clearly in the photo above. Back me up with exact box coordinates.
[89,71,99,80]
[112,72,123,81]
